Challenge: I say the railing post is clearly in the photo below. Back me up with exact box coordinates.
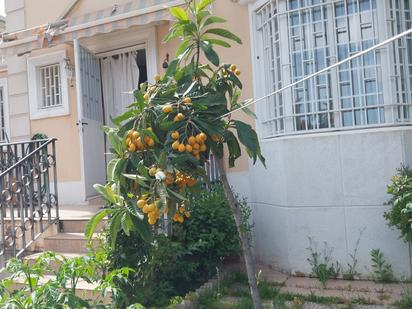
[0,176,5,257]
[52,140,60,232]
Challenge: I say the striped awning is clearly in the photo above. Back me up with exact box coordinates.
[2,0,184,56]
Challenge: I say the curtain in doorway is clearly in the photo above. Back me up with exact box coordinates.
[101,51,140,124]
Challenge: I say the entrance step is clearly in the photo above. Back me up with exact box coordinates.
[43,233,99,254]
[59,204,104,220]
[60,218,106,233]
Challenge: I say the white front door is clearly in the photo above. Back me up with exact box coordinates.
[74,40,106,200]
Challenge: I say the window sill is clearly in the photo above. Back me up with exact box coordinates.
[30,106,70,120]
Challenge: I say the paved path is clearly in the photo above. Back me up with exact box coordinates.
[258,264,411,306]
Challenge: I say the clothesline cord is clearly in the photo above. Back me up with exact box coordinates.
[217,27,412,120]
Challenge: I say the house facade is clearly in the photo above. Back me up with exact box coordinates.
[1,0,412,277]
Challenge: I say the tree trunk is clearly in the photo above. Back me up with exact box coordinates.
[214,155,263,309]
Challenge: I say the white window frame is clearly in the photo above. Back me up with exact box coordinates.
[27,50,69,119]
[250,0,409,139]
[0,78,10,142]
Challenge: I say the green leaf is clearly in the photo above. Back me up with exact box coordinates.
[197,0,214,12]
[123,174,149,187]
[121,212,134,236]
[201,42,220,66]
[197,10,210,24]
[225,131,241,168]
[125,200,143,219]
[203,16,226,27]
[170,7,189,21]
[108,129,124,156]
[167,188,187,201]
[133,89,146,111]
[158,151,168,169]
[111,110,135,126]
[204,28,242,44]
[163,23,185,42]
[228,72,243,89]
[132,216,152,242]
[176,39,193,58]
[165,58,179,78]
[204,38,231,48]
[84,208,113,239]
[107,158,120,182]
[195,93,227,106]
[110,212,123,249]
[94,184,117,204]
[137,160,149,178]
[234,120,265,166]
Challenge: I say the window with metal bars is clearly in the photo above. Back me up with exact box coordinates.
[254,0,411,138]
[255,0,284,137]
[39,63,62,109]
[388,0,412,123]
[288,0,334,131]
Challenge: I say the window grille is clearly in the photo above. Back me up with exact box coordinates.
[388,0,412,122]
[256,0,284,137]
[255,0,412,138]
[39,63,62,109]
[287,0,334,131]
[334,0,383,127]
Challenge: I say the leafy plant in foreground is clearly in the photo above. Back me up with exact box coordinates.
[394,289,412,309]
[86,0,264,246]
[0,252,135,308]
[87,0,265,307]
[385,166,412,242]
[306,237,340,288]
[342,227,365,280]
[370,248,395,283]
[107,182,242,307]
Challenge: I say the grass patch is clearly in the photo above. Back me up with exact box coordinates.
[258,281,281,299]
[394,290,412,309]
[194,271,381,308]
[196,289,219,309]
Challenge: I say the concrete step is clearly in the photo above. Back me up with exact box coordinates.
[43,233,99,254]
[60,218,106,234]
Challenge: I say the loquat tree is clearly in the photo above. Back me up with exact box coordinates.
[86,0,265,308]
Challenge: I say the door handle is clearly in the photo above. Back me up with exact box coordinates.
[76,121,88,132]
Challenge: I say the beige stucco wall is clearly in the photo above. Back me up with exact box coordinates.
[29,45,82,182]
[6,0,253,193]
[156,1,254,173]
[25,0,72,28]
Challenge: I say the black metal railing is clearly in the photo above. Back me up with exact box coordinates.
[0,139,50,173]
[0,139,59,264]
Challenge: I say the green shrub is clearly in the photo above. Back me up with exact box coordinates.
[0,252,134,308]
[394,289,412,309]
[306,237,340,288]
[108,183,242,307]
[385,166,412,242]
[179,183,241,271]
[370,248,395,283]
